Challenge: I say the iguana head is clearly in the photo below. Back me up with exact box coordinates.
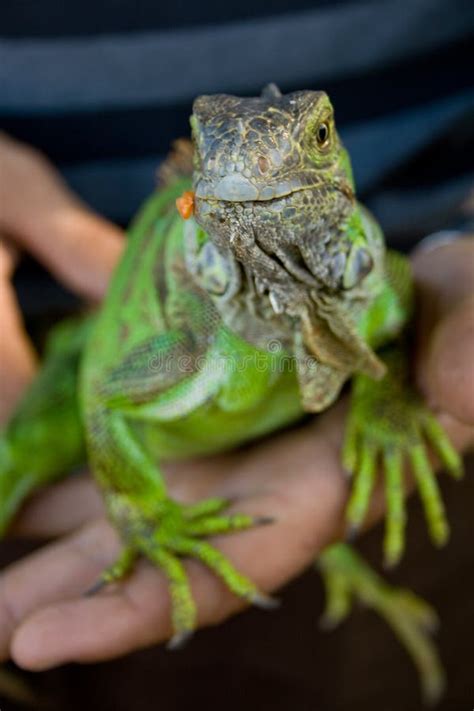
[190,85,375,296]
[192,85,352,203]
[189,86,385,382]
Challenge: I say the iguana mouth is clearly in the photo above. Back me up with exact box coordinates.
[194,173,352,203]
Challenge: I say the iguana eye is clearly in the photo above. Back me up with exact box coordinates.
[316,121,330,148]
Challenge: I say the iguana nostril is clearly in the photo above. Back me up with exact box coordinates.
[258,156,270,174]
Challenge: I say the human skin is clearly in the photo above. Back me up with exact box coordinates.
[0,133,472,671]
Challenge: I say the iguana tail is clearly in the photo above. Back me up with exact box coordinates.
[0,316,91,535]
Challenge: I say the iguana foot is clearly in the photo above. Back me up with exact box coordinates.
[318,543,445,705]
[342,349,463,567]
[87,494,276,645]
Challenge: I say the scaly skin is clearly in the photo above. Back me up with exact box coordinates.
[0,86,463,702]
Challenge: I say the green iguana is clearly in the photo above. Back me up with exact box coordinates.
[0,85,463,703]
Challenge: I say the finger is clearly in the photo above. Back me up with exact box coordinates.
[0,519,121,662]
[413,236,474,317]
[0,134,124,301]
[423,295,474,425]
[413,237,474,426]
[0,240,38,420]
[9,474,103,539]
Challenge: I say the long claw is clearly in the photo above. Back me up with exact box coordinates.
[254,515,275,526]
[250,592,280,610]
[167,630,194,650]
[84,578,108,597]
[84,546,137,597]
[345,522,360,542]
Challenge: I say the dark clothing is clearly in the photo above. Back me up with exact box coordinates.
[1,0,473,235]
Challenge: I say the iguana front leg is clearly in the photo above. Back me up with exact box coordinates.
[341,250,463,566]
[84,333,279,644]
[86,406,276,645]
[343,346,463,567]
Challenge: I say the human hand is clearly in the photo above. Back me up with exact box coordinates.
[0,132,124,420]
[0,141,472,670]
[413,235,474,425]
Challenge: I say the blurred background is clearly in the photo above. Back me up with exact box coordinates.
[1,0,473,708]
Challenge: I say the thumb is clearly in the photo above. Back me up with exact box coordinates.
[424,295,474,424]
[413,236,474,426]
[0,133,124,301]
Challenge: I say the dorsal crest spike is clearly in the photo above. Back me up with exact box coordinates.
[261,83,282,101]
